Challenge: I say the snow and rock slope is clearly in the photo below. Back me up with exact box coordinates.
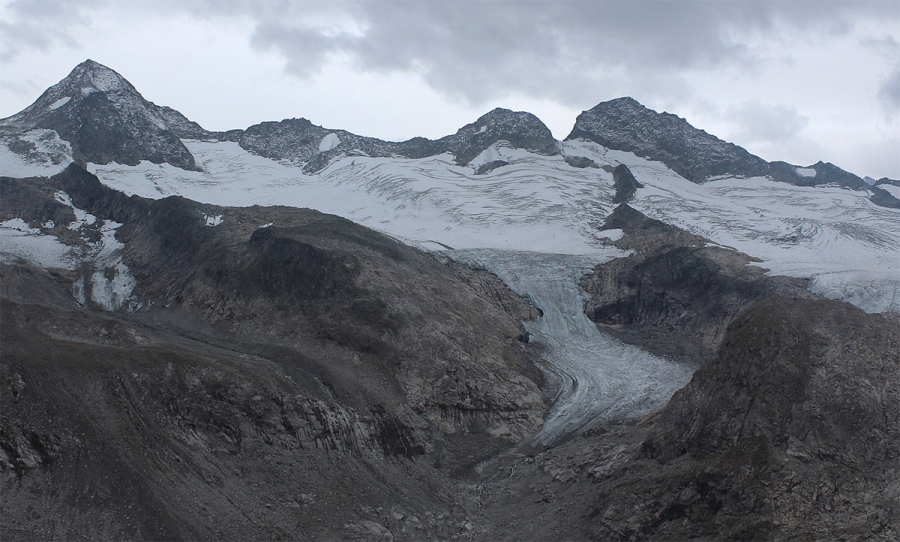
[3,59,900,541]
[3,60,898,443]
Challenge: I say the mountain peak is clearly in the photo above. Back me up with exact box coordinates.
[439,107,558,166]
[66,59,135,94]
[567,97,769,182]
[0,60,203,170]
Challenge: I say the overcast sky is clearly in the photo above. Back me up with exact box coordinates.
[1,0,898,178]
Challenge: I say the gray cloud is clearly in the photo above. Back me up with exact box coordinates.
[878,65,900,113]
[0,0,101,61]
[3,0,896,110]
[725,102,809,144]
[238,0,897,108]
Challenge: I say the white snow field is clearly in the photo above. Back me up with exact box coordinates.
[4,133,898,443]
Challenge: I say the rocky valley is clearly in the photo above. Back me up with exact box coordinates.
[1,60,898,540]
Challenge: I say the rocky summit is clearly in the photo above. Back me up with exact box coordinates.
[2,60,898,541]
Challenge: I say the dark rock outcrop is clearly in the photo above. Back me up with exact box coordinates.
[567,97,770,183]
[1,165,547,540]
[611,164,642,204]
[223,107,558,171]
[0,60,203,170]
[567,97,897,208]
[582,204,811,363]
[435,108,558,166]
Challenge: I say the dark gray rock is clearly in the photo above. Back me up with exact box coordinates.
[435,108,558,166]
[221,107,557,172]
[564,155,599,169]
[475,160,508,175]
[567,97,769,183]
[568,97,895,208]
[0,60,203,170]
[611,164,642,204]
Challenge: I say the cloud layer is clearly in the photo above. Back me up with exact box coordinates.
[1,0,898,177]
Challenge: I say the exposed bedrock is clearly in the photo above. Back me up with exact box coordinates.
[611,164,642,204]
[585,298,900,540]
[581,204,811,364]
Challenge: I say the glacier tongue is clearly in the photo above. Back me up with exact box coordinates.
[448,249,695,446]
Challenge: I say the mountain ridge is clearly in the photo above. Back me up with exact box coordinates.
[3,59,895,209]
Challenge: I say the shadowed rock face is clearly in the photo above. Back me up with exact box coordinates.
[611,164,642,204]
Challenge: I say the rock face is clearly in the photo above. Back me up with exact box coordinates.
[611,164,642,204]
[3,60,898,541]
[434,108,558,166]
[0,165,546,540]
[0,60,203,170]
[586,298,900,541]
[582,204,811,363]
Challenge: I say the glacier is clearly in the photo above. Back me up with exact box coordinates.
[4,133,898,441]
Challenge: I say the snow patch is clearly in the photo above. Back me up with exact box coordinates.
[204,214,223,227]
[795,167,817,177]
[0,129,73,178]
[55,191,97,229]
[1,200,135,311]
[49,97,71,110]
[90,138,900,314]
[466,140,549,170]
[319,133,341,152]
[477,126,487,134]
[597,229,624,241]
[0,218,73,268]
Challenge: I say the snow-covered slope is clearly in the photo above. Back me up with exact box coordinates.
[562,140,900,312]
[83,138,900,314]
[80,137,899,440]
